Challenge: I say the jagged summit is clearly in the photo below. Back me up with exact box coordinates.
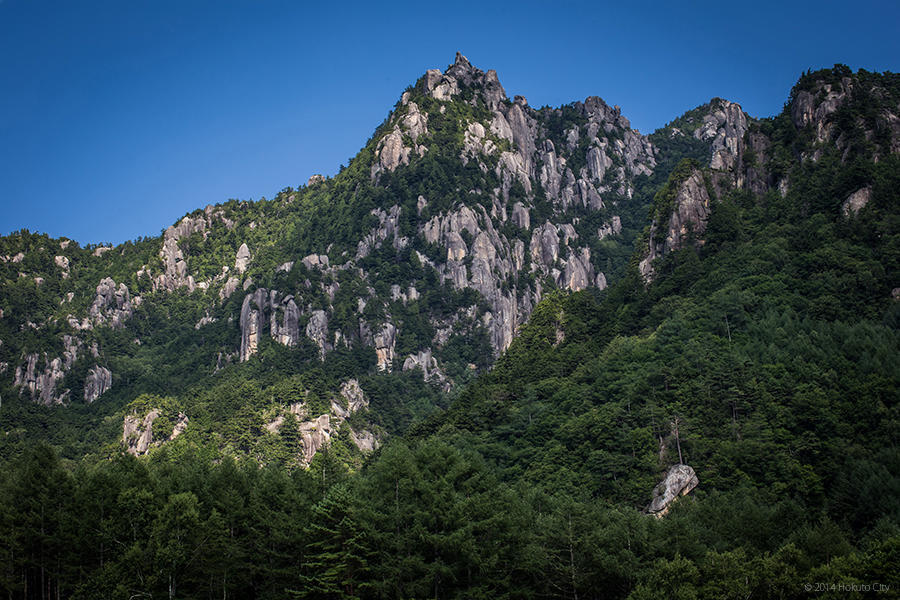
[412,52,508,110]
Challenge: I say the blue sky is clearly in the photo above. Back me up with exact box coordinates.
[1,0,898,245]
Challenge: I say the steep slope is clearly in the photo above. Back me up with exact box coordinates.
[0,53,663,462]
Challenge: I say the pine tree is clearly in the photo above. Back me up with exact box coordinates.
[292,483,372,600]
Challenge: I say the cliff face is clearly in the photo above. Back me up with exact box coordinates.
[639,168,715,281]
[222,53,657,365]
[174,54,660,387]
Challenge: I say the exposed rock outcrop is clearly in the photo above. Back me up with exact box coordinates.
[306,310,330,360]
[220,276,241,301]
[842,186,871,217]
[234,243,251,274]
[153,216,203,291]
[239,288,304,361]
[598,216,622,240]
[791,78,852,145]
[639,169,714,282]
[83,365,112,403]
[265,378,376,465]
[647,464,699,517]
[14,353,68,405]
[89,277,136,329]
[298,414,333,464]
[54,255,69,278]
[146,207,234,292]
[123,409,158,456]
[340,378,368,413]
[123,410,189,456]
[374,322,397,371]
[693,99,749,176]
[271,294,301,347]
[402,349,446,384]
[239,288,267,362]
[357,205,405,258]
[350,429,377,452]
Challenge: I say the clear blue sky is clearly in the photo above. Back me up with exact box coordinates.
[1,0,898,245]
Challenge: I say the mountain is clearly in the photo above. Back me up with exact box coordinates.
[0,57,898,598]
[1,53,668,461]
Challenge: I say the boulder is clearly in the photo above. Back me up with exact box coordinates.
[842,186,871,217]
[647,464,699,517]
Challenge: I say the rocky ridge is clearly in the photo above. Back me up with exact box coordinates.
[638,69,900,281]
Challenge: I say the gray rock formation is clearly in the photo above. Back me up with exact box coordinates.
[298,414,333,464]
[271,293,301,347]
[402,349,446,384]
[639,169,713,282]
[301,254,330,270]
[306,310,330,360]
[153,216,203,292]
[530,222,560,269]
[239,288,304,361]
[511,202,530,229]
[357,206,404,258]
[742,130,774,195]
[220,276,241,301]
[598,216,622,240]
[791,78,853,145]
[561,249,595,292]
[89,277,136,329]
[265,378,375,464]
[62,334,82,369]
[54,255,69,278]
[123,409,189,456]
[146,208,234,292]
[842,186,871,217]
[234,243,251,274]
[14,353,68,405]
[374,322,396,371]
[83,365,112,403]
[647,464,699,517]
[123,409,158,456]
[374,129,410,174]
[239,288,267,362]
[340,378,368,413]
[194,311,217,329]
[693,99,749,175]
[350,429,378,452]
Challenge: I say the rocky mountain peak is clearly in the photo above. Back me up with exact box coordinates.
[416,52,507,110]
